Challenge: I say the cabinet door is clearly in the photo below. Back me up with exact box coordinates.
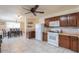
[68,13,77,27]
[43,32,47,41]
[45,18,53,27]
[60,15,68,27]
[53,16,60,21]
[76,12,79,27]
[45,19,49,27]
[45,17,60,27]
[70,36,78,52]
[78,38,79,52]
[59,35,70,49]
[27,31,35,39]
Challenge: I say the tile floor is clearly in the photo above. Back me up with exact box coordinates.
[1,36,75,53]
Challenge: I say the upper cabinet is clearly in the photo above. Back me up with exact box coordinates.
[53,16,60,21]
[45,16,60,27]
[45,18,50,27]
[60,13,77,27]
[68,13,77,27]
[45,12,79,27]
[60,15,68,27]
[76,12,79,27]
[45,17,53,27]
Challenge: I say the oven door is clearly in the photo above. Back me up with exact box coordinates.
[48,32,59,47]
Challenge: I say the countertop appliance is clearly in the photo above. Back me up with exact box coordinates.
[48,21,60,47]
[35,24,44,41]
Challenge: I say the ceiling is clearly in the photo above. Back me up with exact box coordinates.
[0,5,79,22]
[0,5,19,22]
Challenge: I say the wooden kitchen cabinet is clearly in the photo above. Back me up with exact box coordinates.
[45,18,51,27]
[60,13,77,27]
[44,18,49,27]
[78,38,79,52]
[70,36,78,52]
[59,35,79,52]
[43,32,48,41]
[26,31,35,39]
[45,12,79,27]
[59,35,70,49]
[60,15,68,27]
[45,16,60,27]
[76,12,79,27]
[68,13,77,27]
[53,16,60,21]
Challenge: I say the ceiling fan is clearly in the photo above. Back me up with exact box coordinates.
[23,5,44,16]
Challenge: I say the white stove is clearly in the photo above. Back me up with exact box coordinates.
[48,21,60,47]
[48,31,59,47]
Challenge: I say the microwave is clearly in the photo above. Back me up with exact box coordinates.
[49,21,60,27]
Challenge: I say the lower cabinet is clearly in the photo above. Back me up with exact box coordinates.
[0,43,1,53]
[59,35,70,49]
[43,32,48,41]
[59,35,78,52]
[26,31,35,39]
[70,36,78,52]
[78,39,79,52]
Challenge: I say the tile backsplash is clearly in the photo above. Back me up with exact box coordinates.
[61,27,79,34]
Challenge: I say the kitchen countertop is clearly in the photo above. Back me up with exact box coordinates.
[46,30,79,37]
[44,30,79,37]
[59,33,79,38]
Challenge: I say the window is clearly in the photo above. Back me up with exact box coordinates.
[6,22,20,28]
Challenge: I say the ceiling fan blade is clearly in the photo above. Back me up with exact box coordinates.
[25,12,31,14]
[33,5,39,11]
[32,12,36,16]
[23,7,30,11]
[36,11,44,13]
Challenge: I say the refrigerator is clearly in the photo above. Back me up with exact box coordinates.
[35,24,44,41]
